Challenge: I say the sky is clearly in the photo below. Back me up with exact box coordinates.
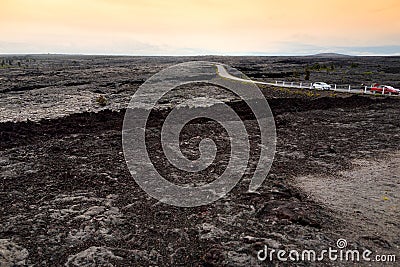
[1,0,399,55]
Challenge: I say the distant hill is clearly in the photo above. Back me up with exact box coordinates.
[307,53,352,58]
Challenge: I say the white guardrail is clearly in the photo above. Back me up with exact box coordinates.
[216,65,400,97]
[272,81,400,97]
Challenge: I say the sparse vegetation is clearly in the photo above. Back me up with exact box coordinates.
[306,63,335,73]
[329,92,338,97]
[310,63,321,71]
[270,86,324,98]
[0,58,24,69]
[96,95,108,106]
[0,59,11,69]
[293,70,300,78]
[350,62,359,68]
[304,69,310,80]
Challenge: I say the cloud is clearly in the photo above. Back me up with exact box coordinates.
[1,0,399,56]
[0,39,217,56]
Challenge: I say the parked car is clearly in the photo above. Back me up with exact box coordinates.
[313,82,331,90]
[370,84,400,95]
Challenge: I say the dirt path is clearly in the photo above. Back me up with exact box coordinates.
[296,152,400,254]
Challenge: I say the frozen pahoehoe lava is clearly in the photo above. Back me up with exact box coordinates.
[122,61,276,207]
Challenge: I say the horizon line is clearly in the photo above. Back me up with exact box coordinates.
[1,52,400,57]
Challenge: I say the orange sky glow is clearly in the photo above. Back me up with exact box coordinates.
[1,0,399,55]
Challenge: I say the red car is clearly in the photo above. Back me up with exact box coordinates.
[370,84,400,95]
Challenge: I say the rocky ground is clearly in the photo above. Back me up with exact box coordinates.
[0,56,399,266]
